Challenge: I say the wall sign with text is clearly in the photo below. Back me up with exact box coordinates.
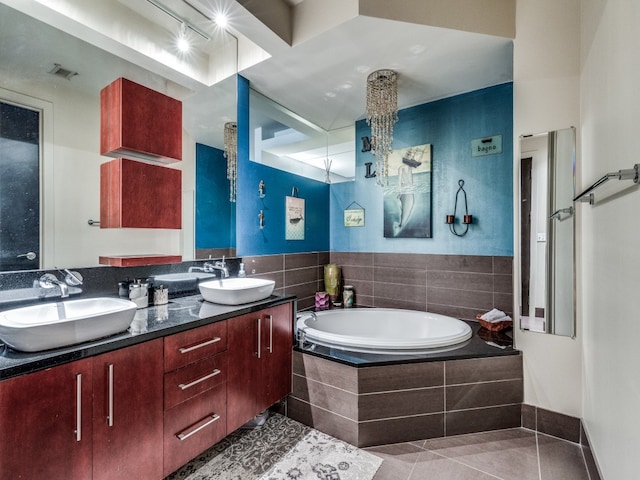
[471,135,503,157]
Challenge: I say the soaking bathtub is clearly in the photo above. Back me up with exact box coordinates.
[296,308,472,354]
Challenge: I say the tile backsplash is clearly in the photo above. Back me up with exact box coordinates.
[0,252,513,320]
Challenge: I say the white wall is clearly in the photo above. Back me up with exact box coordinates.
[513,0,582,417]
[0,78,194,269]
[580,1,640,478]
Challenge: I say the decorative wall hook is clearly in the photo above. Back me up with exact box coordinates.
[446,179,473,237]
[258,210,265,229]
[258,180,266,198]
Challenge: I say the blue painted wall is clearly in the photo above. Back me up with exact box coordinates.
[330,83,514,256]
[195,143,235,249]
[236,76,330,256]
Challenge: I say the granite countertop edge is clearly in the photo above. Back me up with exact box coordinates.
[0,294,296,381]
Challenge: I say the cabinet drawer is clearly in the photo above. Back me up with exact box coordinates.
[164,352,227,409]
[164,321,227,371]
[163,383,226,477]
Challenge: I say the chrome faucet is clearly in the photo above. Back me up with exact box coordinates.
[188,257,229,278]
[209,258,229,278]
[39,273,69,298]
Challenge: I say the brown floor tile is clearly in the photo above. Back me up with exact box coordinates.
[366,443,423,480]
[424,429,540,480]
[538,433,590,480]
[410,450,501,480]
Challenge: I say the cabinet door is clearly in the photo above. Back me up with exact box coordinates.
[93,339,164,480]
[0,359,93,480]
[258,303,293,411]
[226,311,261,433]
[100,77,182,163]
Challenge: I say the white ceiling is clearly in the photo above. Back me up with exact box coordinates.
[0,0,513,176]
[240,14,513,131]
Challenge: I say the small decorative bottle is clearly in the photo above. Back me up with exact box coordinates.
[343,285,354,307]
[324,263,341,306]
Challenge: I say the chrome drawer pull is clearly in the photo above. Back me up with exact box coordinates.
[176,414,220,441]
[178,337,221,354]
[256,318,261,359]
[178,369,221,390]
[267,314,273,353]
[107,364,114,427]
[75,373,82,442]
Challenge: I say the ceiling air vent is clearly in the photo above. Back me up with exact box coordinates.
[48,63,78,80]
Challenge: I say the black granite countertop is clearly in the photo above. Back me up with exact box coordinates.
[294,319,518,367]
[0,293,295,381]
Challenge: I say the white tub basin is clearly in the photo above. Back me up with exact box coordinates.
[199,278,275,305]
[0,297,137,352]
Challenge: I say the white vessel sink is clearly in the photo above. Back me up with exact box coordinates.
[199,278,275,305]
[0,297,137,352]
[152,272,215,282]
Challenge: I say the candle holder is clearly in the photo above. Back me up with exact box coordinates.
[446,179,473,237]
[315,292,330,310]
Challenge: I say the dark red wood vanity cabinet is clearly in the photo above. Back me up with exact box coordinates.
[100,157,182,229]
[163,321,228,477]
[92,339,164,480]
[0,359,93,480]
[101,77,182,163]
[226,303,293,433]
[0,340,163,480]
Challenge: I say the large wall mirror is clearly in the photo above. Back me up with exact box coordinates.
[519,127,576,336]
[249,88,355,183]
[0,1,237,271]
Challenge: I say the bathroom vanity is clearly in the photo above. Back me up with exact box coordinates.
[0,295,294,480]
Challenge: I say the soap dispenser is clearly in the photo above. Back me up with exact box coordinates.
[238,262,246,278]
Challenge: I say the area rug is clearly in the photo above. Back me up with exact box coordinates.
[166,413,382,480]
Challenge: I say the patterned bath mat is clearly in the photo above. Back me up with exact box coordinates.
[166,413,382,480]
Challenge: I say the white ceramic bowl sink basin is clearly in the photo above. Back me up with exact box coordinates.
[199,278,275,305]
[0,297,137,352]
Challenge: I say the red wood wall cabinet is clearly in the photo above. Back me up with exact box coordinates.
[101,77,182,163]
[100,158,182,229]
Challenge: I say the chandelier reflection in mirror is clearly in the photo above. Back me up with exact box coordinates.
[366,69,398,186]
[224,122,238,202]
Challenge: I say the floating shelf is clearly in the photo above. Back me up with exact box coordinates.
[99,254,182,267]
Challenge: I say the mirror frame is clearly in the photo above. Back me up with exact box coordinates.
[519,127,576,337]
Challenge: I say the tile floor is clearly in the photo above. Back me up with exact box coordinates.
[367,428,592,480]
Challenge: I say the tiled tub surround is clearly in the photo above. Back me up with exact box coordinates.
[289,351,523,447]
[330,252,513,320]
[232,251,513,319]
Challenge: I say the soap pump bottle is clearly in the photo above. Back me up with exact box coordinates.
[238,262,246,278]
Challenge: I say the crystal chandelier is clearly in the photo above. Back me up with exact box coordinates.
[366,69,398,186]
[223,122,237,202]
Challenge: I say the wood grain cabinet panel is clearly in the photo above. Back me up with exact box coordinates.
[0,359,93,480]
[92,339,164,480]
[100,158,182,229]
[227,303,293,433]
[101,77,182,163]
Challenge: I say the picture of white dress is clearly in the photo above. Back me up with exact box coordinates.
[383,143,432,238]
[285,196,305,240]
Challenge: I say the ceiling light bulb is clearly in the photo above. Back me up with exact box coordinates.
[177,23,189,52]
[215,13,228,28]
[178,36,189,52]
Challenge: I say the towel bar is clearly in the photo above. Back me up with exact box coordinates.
[573,164,639,204]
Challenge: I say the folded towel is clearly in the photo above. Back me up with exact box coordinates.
[485,315,512,324]
[480,308,506,321]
